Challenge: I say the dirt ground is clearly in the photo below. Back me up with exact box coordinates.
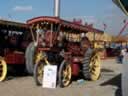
[0,59,122,96]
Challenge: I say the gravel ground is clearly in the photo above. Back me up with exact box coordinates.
[0,59,122,96]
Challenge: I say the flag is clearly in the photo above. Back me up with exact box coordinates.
[123,19,126,23]
[103,23,107,31]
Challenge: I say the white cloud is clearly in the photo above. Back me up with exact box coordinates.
[13,5,32,12]
[62,16,97,25]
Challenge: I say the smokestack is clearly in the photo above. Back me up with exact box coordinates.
[54,0,60,17]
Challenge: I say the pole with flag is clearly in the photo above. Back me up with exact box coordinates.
[103,23,107,48]
[118,19,128,37]
[103,23,107,32]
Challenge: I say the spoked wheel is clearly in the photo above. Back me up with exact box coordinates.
[33,52,47,86]
[58,60,72,87]
[89,52,101,80]
[82,49,101,81]
[0,57,7,82]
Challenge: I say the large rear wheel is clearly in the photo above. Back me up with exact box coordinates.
[82,49,101,81]
[0,57,7,82]
[58,60,72,87]
[25,42,36,75]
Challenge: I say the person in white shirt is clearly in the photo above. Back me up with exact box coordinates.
[120,48,126,63]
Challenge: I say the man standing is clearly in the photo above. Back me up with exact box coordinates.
[120,48,126,63]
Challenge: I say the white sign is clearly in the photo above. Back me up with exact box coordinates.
[42,65,57,88]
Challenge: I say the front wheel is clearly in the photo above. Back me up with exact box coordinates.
[58,60,72,87]
[82,49,101,81]
[33,60,46,86]
[0,57,7,82]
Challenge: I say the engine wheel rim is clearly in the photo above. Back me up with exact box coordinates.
[89,53,101,80]
[35,52,46,85]
[37,62,44,84]
[0,57,7,82]
[61,64,72,86]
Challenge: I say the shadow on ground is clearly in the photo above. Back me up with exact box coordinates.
[6,72,29,81]
[100,74,122,96]
[101,68,114,72]
[6,64,29,81]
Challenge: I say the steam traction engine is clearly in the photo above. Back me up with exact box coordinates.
[0,19,31,81]
[26,16,101,87]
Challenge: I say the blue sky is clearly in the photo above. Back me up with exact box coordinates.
[0,0,128,35]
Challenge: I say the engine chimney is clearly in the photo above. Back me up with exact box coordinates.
[54,0,60,17]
